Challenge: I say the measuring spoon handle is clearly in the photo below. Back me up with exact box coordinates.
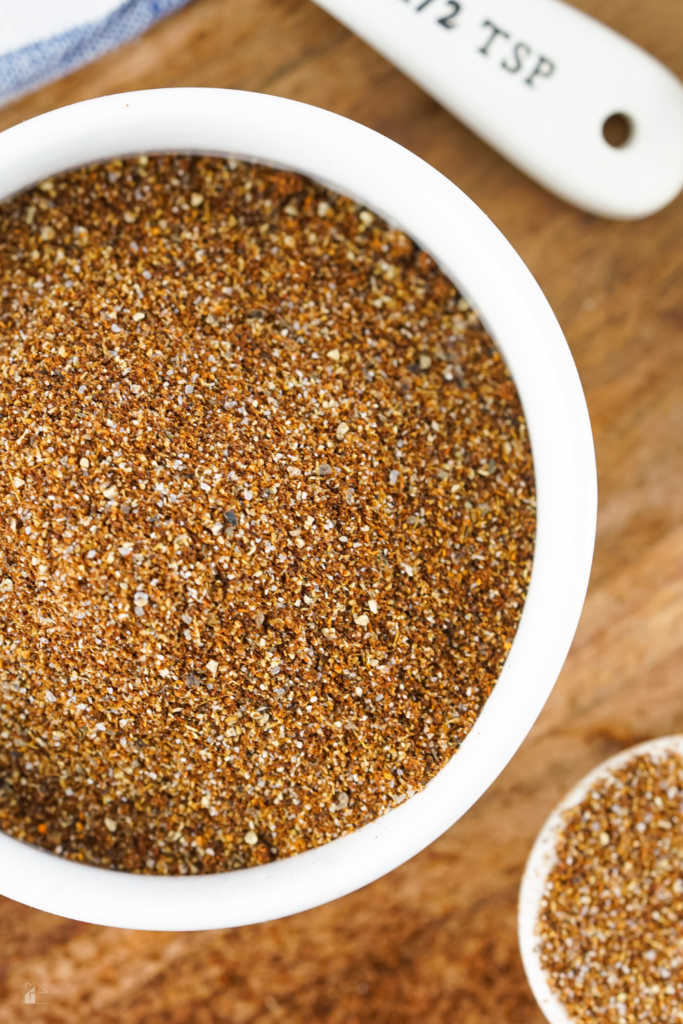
[313,0,683,219]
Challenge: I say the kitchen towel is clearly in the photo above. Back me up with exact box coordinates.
[0,0,191,107]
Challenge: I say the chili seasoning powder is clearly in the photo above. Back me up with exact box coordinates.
[0,156,535,874]
[538,751,683,1022]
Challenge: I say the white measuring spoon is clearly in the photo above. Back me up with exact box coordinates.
[313,0,683,219]
[519,735,683,1023]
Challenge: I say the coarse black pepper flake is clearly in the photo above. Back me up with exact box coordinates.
[0,155,535,875]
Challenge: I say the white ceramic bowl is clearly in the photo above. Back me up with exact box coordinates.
[519,735,683,1024]
[0,88,596,930]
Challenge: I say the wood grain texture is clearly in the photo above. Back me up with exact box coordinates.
[1,1,683,1020]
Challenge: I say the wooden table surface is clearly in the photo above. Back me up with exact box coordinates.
[2,1,683,1020]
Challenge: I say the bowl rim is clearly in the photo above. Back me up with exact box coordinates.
[0,87,596,931]
[518,735,683,1024]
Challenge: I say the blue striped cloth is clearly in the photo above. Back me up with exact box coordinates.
[0,0,191,107]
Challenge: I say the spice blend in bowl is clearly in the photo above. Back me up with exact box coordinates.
[523,739,683,1024]
[0,155,535,876]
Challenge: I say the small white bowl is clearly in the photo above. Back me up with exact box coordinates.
[519,735,683,1024]
[0,88,596,930]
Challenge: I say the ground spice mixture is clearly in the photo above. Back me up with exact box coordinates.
[0,156,535,874]
[538,751,683,1023]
